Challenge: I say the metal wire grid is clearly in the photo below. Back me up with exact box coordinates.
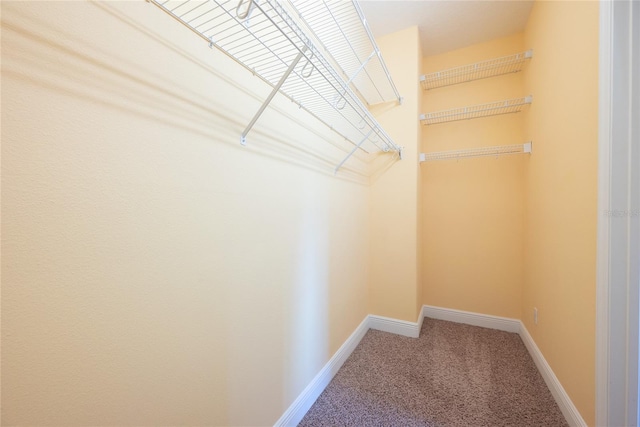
[420,50,533,90]
[287,0,401,105]
[150,0,400,156]
[420,142,532,162]
[420,96,532,126]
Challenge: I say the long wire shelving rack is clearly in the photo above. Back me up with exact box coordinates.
[287,0,401,106]
[419,142,532,162]
[420,96,532,126]
[148,0,402,172]
[420,50,533,90]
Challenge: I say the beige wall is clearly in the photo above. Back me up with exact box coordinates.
[369,26,422,322]
[420,4,599,422]
[1,1,601,425]
[416,36,425,319]
[522,1,599,425]
[421,33,526,319]
[1,2,372,425]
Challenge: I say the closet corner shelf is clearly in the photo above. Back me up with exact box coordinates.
[420,50,533,90]
[419,96,532,126]
[149,0,402,173]
[419,142,532,163]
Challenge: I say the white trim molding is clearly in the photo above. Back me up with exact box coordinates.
[520,324,587,427]
[423,305,520,333]
[368,313,422,338]
[273,316,370,427]
[596,1,612,423]
[596,0,640,426]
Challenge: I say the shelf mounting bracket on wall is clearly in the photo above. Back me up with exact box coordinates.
[241,48,307,146]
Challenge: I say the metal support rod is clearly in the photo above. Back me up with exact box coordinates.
[241,48,306,145]
[347,51,376,85]
[334,128,374,173]
[333,50,376,109]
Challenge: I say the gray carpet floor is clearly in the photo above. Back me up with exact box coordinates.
[299,318,568,427]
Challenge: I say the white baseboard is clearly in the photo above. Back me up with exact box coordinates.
[368,314,422,338]
[417,306,425,333]
[519,324,587,427]
[273,316,370,427]
[423,305,521,333]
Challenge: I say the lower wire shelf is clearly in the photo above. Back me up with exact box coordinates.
[419,142,532,162]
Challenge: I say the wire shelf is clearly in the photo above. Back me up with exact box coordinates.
[420,96,532,126]
[420,50,533,90]
[287,0,401,106]
[149,0,401,171]
[419,142,532,162]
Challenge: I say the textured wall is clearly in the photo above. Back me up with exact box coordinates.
[369,26,423,322]
[522,1,599,424]
[1,1,372,425]
[421,33,526,319]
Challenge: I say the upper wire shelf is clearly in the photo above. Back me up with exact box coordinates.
[149,0,401,172]
[286,0,401,106]
[420,96,532,125]
[419,142,532,162]
[420,50,533,90]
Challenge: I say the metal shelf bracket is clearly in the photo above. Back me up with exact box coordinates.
[335,128,374,173]
[241,48,307,146]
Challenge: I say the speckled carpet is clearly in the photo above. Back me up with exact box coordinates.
[299,318,568,427]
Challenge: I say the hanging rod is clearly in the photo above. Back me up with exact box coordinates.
[148,0,401,171]
[420,96,532,125]
[420,50,533,90]
[419,142,532,162]
[287,0,402,106]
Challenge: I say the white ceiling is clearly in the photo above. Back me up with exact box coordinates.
[359,1,534,56]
